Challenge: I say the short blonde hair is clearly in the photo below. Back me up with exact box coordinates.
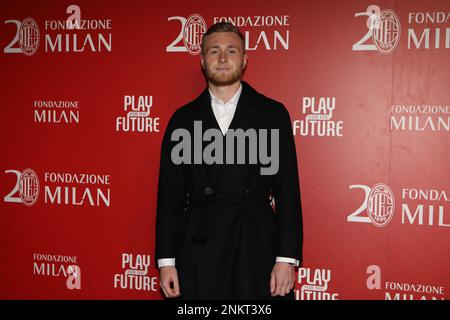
[201,22,245,55]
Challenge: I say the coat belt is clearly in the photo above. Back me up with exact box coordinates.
[188,192,270,245]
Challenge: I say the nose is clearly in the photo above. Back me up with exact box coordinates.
[219,51,227,62]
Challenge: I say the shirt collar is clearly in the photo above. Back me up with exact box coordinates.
[209,83,242,106]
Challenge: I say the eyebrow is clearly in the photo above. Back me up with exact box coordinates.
[207,45,240,51]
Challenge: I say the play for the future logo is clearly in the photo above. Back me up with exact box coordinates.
[292,97,343,137]
[115,95,160,133]
[295,267,339,300]
[113,253,158,291]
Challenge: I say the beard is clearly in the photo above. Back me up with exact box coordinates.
[203,62,245,86]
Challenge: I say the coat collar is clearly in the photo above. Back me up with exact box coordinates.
[194,81,261,132]
[192,81,263,183]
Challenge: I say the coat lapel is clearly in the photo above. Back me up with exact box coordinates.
[191,88,215,183]
[207,82,262,182]
[191,81,263,185]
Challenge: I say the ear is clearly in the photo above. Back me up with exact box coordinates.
[200,55,205,70]
[243,53,248,69]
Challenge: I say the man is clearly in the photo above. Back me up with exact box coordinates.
[155,22,302,300]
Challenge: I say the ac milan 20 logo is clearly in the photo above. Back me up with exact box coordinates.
[19,17,40,56]
[183,14,206,55]
[19,168,39,206]
[373,10,401,54]
[347,182,395,227]
[367,183,395,227]
[352,5,401,54]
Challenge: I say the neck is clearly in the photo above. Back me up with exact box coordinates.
[208,81,241,102]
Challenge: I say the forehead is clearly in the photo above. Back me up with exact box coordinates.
[203,32,243,48]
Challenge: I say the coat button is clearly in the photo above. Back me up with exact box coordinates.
[204,186,213,196]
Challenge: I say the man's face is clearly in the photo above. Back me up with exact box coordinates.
[201,32,247,86]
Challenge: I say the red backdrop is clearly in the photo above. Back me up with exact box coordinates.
[1,0,449,300]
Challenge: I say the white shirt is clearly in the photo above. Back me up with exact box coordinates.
[158,83,299,268]
[210,84,241,135]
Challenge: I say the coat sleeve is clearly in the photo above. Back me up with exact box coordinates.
[272,104,303,263]
[155,111,187,261]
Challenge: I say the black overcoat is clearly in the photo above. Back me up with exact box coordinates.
[155,81,302,299]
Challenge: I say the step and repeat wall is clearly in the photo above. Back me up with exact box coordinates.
[1,0,449,300]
